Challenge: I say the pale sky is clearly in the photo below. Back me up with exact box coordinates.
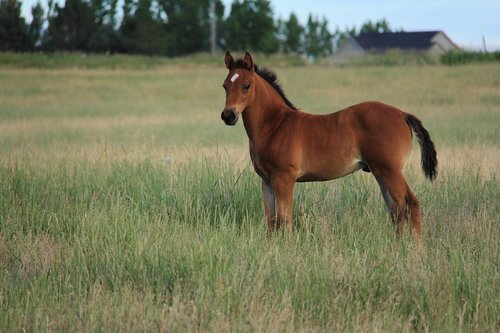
[20,0,500,50]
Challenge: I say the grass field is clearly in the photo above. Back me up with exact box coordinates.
[0,55,499,332]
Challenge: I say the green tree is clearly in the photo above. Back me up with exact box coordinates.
[107,0,119,26]
[0,0,30,51]
[158,0,224,56]
[304,15,320,57]
[122,0,135,20]
[223,0,278,54]
[87,0,121,52]
[90,0,119,25]
[282,12,304,54]
[28,1,44,50]
[318,17,332,55]
[304,15,333,58]
[88,23,121,53]
[45,0,98,51]
[120,0,168,55]
[360,18,392,34]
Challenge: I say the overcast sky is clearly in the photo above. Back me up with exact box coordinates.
[20,0,500,50]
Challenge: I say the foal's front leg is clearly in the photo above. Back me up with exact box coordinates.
[261,180,276,231]
[271,174,295,234]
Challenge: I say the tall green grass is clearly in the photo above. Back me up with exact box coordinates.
[0,155,498,332]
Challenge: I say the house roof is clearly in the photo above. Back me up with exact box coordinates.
[354,31,443,51]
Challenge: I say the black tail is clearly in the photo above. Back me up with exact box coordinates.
[405,114,438,181]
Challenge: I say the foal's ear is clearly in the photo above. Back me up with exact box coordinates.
[243,52,254,71]
[224,51,235,69]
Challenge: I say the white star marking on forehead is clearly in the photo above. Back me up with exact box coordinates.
[230,73,239,82]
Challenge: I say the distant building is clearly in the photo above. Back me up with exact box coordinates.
[337,31,460,56]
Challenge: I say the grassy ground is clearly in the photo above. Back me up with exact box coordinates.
[0,52,305,69]
[0,56,499,332]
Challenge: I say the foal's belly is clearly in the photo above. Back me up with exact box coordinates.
[296,160,364,182]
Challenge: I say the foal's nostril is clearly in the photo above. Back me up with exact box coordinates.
[221,109,238,125]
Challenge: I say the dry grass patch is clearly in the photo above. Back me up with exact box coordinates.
[0,233,63,278]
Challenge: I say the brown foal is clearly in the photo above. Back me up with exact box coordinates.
[220,52,437,240]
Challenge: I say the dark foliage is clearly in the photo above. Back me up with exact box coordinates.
[441,50,500,65]
[44,0,97,51]
[119,0,167,55]
[221,0,278,54]
[28,1,44,50]
[1,0,336,57]
[0,0,30,51]
[88,24,122,53]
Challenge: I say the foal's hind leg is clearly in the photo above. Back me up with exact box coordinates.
[374,171,422,239]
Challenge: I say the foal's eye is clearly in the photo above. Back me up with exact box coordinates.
[243,82,251,90]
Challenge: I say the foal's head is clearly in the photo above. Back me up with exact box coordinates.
[220,51,255,126]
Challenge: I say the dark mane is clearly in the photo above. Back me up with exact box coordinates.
[232,59,298,110]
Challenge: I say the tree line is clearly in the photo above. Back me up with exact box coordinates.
[0,0,394,57]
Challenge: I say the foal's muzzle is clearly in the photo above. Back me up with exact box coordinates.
[221,108,239,126]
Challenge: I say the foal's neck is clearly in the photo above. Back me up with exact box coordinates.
[242,75,292,143]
